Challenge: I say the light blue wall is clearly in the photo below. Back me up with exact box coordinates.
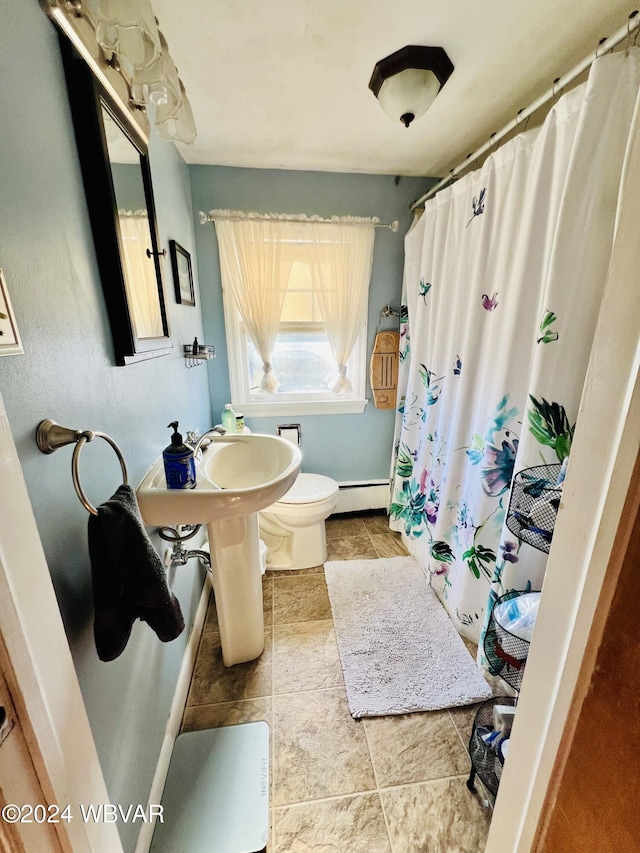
[190,166,435,482]
[0,3,211,850]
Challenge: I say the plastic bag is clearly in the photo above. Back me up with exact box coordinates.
[493,592,541,642]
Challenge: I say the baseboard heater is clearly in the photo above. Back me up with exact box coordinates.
[334,480,390,514]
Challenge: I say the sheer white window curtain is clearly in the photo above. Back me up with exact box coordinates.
[212,212,377,395]
[302,218,376,394]
[118,210,163,338]
[214,214,294,393]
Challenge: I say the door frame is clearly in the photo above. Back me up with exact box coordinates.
[0,638,64,852]
[0,395,122,853]
[531,447,640,850]
[486,106,640,851]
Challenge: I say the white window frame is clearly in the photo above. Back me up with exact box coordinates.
[222,287,368,417]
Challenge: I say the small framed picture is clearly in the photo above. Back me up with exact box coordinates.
[169,240,195,306]
[0,269,23,356]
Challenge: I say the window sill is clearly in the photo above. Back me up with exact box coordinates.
[235,398,369,417]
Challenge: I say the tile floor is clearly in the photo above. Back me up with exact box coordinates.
[182,511,493,853]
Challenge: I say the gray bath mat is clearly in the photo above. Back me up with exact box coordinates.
[324,556,493,718]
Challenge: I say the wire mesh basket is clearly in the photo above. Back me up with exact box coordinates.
[505,463,562,553]
[467,696,517,797]
[483,590,539,691]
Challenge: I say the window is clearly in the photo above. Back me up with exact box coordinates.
[216,214,374,417]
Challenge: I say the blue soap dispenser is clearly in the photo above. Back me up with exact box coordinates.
[163,421,196,490]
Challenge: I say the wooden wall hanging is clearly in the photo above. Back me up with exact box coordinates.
[370,329,400,409]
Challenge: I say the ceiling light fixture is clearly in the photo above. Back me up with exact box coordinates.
[95,0,162,76]
[47,0,197,145]
[368,45,454,128]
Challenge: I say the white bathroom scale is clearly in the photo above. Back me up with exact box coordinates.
[150,722,269,853]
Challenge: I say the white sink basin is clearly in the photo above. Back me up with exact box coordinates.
[137,433,302,526]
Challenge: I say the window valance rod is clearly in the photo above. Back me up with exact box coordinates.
[411,9,640,210]
[199,210,399,232]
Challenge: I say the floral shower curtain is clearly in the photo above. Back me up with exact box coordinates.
[389,51,640,651]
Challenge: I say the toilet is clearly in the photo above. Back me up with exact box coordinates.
[259,473,339,570]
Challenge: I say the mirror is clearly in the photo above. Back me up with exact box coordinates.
[102,107,165,340]
[59,38,172,364]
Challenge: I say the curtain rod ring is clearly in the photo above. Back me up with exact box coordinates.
[595,36,608,59]
[461,153,473,179]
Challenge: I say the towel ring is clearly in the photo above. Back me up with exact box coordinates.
[72,432,128,515]
[36,420,128,516]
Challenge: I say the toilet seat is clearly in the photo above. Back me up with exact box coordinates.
[273,473,338,507]
[259,472,339,570]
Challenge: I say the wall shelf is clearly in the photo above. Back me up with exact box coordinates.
[183,342,215,368]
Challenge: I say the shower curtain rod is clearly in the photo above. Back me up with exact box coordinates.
[411,10,640,210]
[199,211,400,231]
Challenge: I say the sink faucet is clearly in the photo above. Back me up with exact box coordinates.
[191,426,226,458]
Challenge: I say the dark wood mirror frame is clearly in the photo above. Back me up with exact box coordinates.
[59,37,172,365]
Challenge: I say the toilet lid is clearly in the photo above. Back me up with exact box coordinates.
[276,472,339,505]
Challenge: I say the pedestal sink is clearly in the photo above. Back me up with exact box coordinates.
[137,434,301,666]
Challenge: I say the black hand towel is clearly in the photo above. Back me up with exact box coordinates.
[88,484,185,661]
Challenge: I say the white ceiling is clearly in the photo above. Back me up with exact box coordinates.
[152,0,637,177]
